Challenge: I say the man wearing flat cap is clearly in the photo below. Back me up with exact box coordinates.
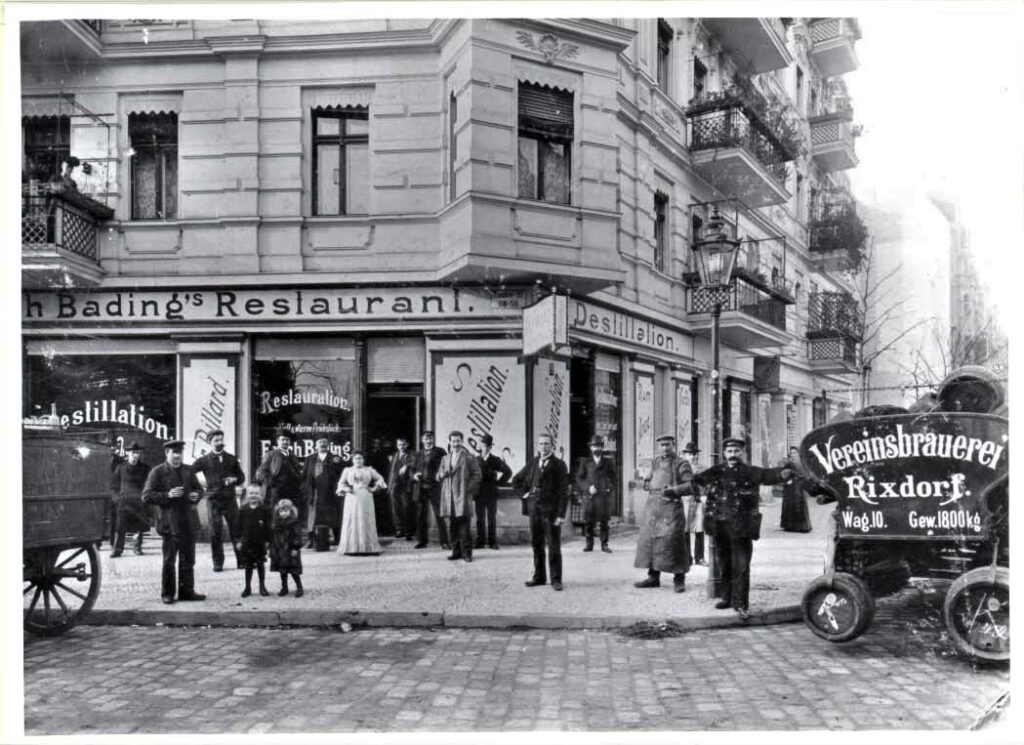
[633,434,692,592]
[142,440,206,604]
[109,442,152,557]
[193,429,245,572]
[574,435,617,553]
[693,437,791,620]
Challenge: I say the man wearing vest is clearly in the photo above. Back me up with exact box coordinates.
[192,429,245,571]
[633,433,692,593]
[513,433,570,591]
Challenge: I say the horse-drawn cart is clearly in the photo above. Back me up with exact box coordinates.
[23,427,110,636]
[798,367,1009,662]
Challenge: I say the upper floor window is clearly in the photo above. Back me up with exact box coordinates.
[449,93,458,203]
[654,191,669,272]
[517,82,573,205]
[657,20,673,91]
[796,67,805,113]
[693,58,708,100]
[312,107,369,216]
[23,116,70,183]
[129,112,177,220]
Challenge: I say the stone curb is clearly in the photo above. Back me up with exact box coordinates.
[83,604,802,631]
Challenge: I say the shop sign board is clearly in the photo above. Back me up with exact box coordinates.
[522,293,569,357]
[181,357,237,464]
[23,287,515,324]
[532,358,570,462]
[434,354,527,473]
[799,413,1008,540]
[570,300,690,357]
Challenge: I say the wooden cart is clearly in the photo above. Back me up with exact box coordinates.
[23,428,111,636]
[798,367,1009,663]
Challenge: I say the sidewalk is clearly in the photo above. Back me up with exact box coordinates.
[86,499,834,632]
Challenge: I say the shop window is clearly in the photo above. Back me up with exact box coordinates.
[657,19,673,91]
[312,107,369,216]
[654,191,669,272]
[23,116,70,182]
[517,82,573,204]
[129,112,178,220]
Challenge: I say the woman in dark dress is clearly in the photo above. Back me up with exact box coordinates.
[779,447,812,533]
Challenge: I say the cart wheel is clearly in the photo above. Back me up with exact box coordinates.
[801,572,875,643]
[23,543,102,636]
[943,566,1009,663]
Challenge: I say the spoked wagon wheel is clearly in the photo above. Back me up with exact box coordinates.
[943,566,1009,663]
[23,543,102,636]
[801,572,875,643]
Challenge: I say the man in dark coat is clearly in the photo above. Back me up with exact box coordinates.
[574,435,617,553]
[192,429,245,571]
[302,438,344,546]
[474,433,512,550]
[255,429,305,520]
[694,437,791,620]
[387,436,415,540]
[367,436,395,538]
[633,434,692,592]
[109,442,151,557]
[410,430,450,550]
[142,440,205,604]
[512,433,570,591]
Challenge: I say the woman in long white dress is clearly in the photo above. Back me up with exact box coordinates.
[336,451,387,555]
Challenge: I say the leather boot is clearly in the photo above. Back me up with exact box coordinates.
[583,538,594,552]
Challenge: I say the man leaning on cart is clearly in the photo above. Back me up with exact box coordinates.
[142,440,207,604]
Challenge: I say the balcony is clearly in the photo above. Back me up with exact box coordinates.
[807,291,862,374]
[22,184,113,288]
[19,20,103,62]
[702,18,793,73]
[808,191,868,271]
[686,94,797,207]
[807,18,861,77]
[686,276,791,349]
[810,115,858,172]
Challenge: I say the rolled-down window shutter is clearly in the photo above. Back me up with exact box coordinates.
[518,83,573,138]
[367,338,425,383]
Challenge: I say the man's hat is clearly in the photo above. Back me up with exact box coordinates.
[655,433,676,444]
[273,427,293,440]
[480,433,494,447]
[722,437,746,449]
[125,441,144,452]
[682,442,700,454]
[421,430,435,438]
[163,440,185,452]
[588,435,605,447]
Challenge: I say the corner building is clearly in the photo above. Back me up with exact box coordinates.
[20,18,865,534]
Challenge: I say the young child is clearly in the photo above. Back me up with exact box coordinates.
[236,485,271,597]
[270,498,304,597]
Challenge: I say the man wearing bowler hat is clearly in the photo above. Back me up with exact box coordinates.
[474,433,512,550]
[633,433,692,592]
[109,441,152,557]
[193,429,245,572]
[142,440,206,604]
[574,435,617,553]
[693,437,791,620]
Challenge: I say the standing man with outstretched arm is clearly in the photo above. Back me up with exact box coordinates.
[513,433,570,591]
[693,437,791,620]
[192,429,245,572]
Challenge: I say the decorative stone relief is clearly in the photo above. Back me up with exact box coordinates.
[516,31,579,65]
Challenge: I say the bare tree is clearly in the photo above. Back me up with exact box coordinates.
[901,316,1008,390]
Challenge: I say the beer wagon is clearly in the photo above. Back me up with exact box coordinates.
[23,426,111,636]
[798,367,1009,663]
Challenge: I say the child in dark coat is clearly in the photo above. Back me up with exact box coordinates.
[270,498,304,597]
[236,485,271,597]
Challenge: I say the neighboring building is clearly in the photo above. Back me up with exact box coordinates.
[20,17,866,529]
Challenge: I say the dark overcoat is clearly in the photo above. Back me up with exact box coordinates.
[633,456,692,574]
[111,459,152,533]
[269,514,304,574]
[256,448,304,506]
[574,455,617,523]
[694,462,788,540]
[302,452,344,528]
[410,446,446,502]
[387,449,414,502]
[512,455,570,518]
[477,453,512,505]
[141,461,203,537]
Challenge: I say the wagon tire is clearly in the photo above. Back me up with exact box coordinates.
[23,543,102,636]
[801,572,874,643]
[943,566,1009,664]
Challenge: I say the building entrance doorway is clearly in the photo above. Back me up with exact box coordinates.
[365,385,422,454]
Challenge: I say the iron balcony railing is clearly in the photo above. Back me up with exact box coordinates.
[22,184,113,261]
[687,276,787,331]
[687,103,793,182]
[808,17,861,45]
[807,291,863,339]
[811,117,856,151]
[809,336,859,366]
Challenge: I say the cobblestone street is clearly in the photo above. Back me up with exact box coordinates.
[24,593,1008,735]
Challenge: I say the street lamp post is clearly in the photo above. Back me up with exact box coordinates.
[691,206,741,599]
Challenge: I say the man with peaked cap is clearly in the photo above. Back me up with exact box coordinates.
[142,440,206,604]
[633,434,691,592]
[574,435,617,553]
[693,437,791,620]
[192,429,246,571]
[109,441,152,557]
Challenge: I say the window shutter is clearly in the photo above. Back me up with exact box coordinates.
[518,83,574,138]
[367,338,425,383]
